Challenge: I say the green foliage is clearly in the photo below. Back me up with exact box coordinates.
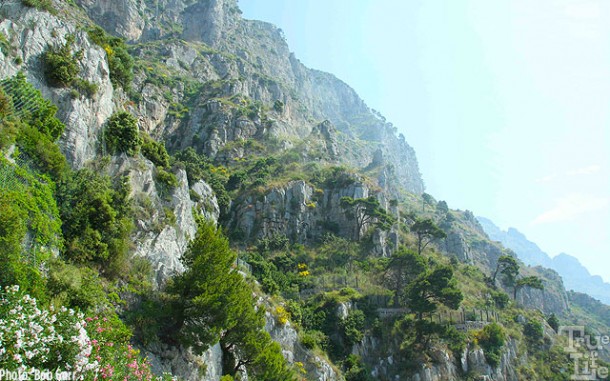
[340,309,366,346]
[257,233,290,252]
[105,111,141,156]
[436,200,449,214]
[514,275,544,299]
[20,0,57,14]
[174,148,231,215]
[245,249,306,297]
[547,313,560,332]
[299,330,328,350]
[309,165,356,189]
[168,220,239,350]
[444,325,467,353]
[492,254,519,286]
[478,323,506,367]
[523,319,544,348]
[409,217,447,254]
[393,315,448,355]
[0,32,11,57]
[340,196,395,240]
[88,27,134,89]
[0,158,61,299]
[42,37,80,88]
[384,247,426,306]
[72,77,99,98]
[404,265,463,316]
[1,73,65,141]
[141,134,170,167]
[168,219,292,379]
[16,124,67,179]
[46,259,107,310]
[343,355,373,381]
[490,289,510,309]
[273,99,284,113]
[155,167,178,189]
[57,169,132,274]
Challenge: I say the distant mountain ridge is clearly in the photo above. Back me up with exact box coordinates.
[477,216,610,305]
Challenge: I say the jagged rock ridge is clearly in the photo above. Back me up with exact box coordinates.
[478,216,610,305]
[75,0,425,196]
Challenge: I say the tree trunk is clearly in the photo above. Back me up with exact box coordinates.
[220,340,237,377]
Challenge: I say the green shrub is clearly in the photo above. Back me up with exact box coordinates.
[0,32,11,56]
[104,111,141,156]
[155,167,178,188]
[273,99,284,112]
[478,323,506,367]
[21,0,57,14]
[42,38,79,87]
[0,87,12,117]
[491,290,510,309]
[46,260,107,310]
[547,313,559,332]
[17,124,67,179]
[141,134,170,167]
[300,330,328,350]
[1,73,65,141]
[87,27,133,90]
[341,310,366,346]
[523,319,543,347]
[73,78,98,98]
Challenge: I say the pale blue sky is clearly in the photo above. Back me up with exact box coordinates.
[239,0,610,282]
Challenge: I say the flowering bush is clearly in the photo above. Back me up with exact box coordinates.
[0,285,98,378]
[0,285,175,381]
[85,315,159,381]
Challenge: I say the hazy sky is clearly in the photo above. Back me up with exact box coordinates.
[239,0,610,282]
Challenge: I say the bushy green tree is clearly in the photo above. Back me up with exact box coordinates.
[523,319,544,348]
[168,219,292,380]
[410,218,446,254]
[492,254,519,285]
[340,309,366,346]
[385,247,426,306]
[168,220,238,350]
[340,196,395,240]
[105,111,141,156]
[58,169,132,274]
[319,234,361,284]
[404,265,463,318]
[514,276,544,300]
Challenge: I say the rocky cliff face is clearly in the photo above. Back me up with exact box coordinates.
[353,332,520,381]
[75,0,424,195]
[0,2,114,168]
[2,1,594,380]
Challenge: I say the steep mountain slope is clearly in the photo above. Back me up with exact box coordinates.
[2,1,609,381]
[76,0,424,196]
[478,217,610,305]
